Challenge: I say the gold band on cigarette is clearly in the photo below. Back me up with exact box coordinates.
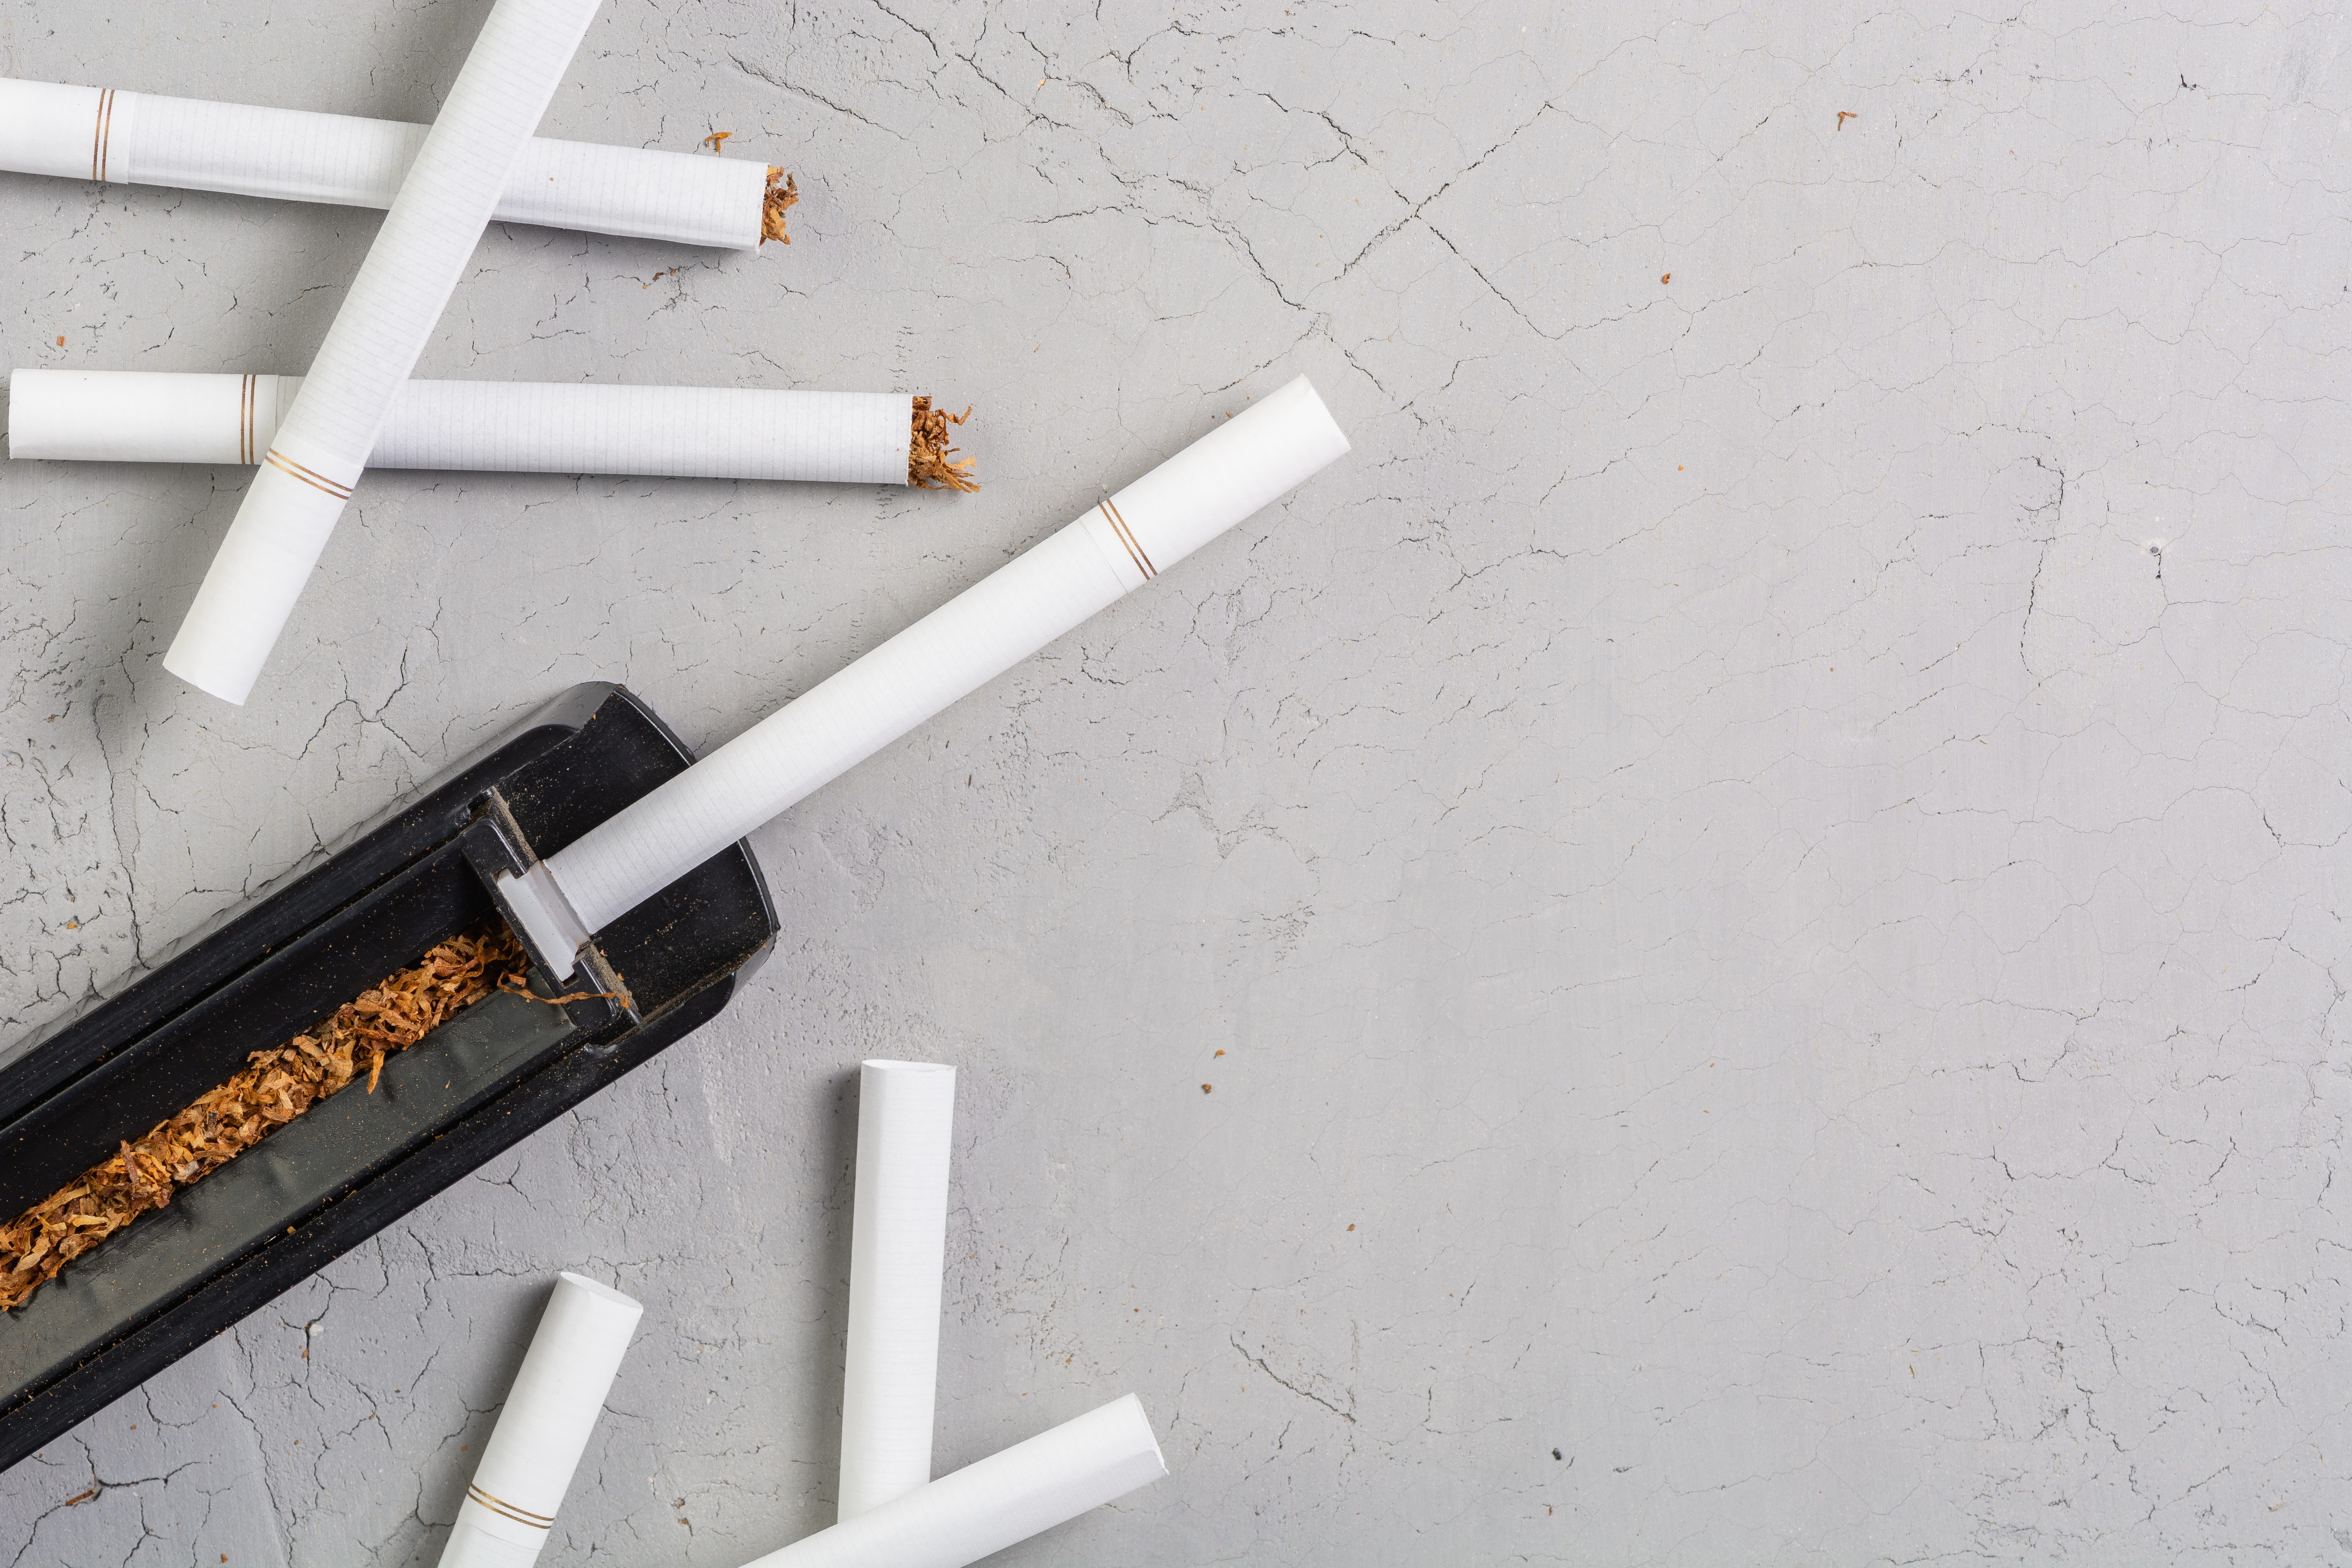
[466,1484,554,1530]
[1098,497,1155,580]
[262,448,354,500]
[91,88,116,183]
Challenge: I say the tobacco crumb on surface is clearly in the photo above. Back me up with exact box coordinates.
[1201,1083,1213,1094]
[762,169,798,244]
[702,130,732,152]
[909,396,979,491]
[0,926,524,1312]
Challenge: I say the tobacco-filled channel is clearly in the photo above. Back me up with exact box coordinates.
[0,926,529,1312]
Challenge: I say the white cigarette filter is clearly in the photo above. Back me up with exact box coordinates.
[8,372,920,485]
[742,1394,1165,1568]
[511,375,1350,976]
[162,0,605,707]
[840,1061,959,1520]
[0,77,778,249]
[437,1272,644,1568]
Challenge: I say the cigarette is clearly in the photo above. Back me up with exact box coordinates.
[523,376,1349,960]
[437,1273,642,1568]
[0,76,783,249]
[840,1062,959,1519]
[740,1395,1165,1568]
[161,0,608,707]
[9,371,975,488]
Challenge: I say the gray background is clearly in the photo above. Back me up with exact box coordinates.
[0,1,2346,1563]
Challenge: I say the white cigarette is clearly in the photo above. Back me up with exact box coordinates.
[840,1061,958,1520]
[161,0,605,706]
[437,1272,643,1568]
[741,1395,1165,1568]
[529,375,1349,960]
[0,76,780,249]
[8,371,955,487]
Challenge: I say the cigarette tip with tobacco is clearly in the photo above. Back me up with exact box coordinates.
[909,395,978,492]
[762,168,797,244]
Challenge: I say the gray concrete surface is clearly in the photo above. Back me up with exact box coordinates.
[1,2,2348,1563]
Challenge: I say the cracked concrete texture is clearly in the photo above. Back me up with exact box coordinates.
[0,0,2347,1561]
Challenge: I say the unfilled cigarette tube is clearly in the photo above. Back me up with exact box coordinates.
[539,375,1350,942]
[9,372,914,485]
[742,1394,1165,1568]
[438,1272,643,1568]
[840,1061,958,1520]
[0,77,772,249]
[162,0,604,707]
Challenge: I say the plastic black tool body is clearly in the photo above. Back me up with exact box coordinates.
[0,683,777,1476]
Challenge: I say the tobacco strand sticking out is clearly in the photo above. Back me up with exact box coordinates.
[0,926,526,1312]
[762,169,798,244]
[497,972,620,1007]
[909,396,979,492]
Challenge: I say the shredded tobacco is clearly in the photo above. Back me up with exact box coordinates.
[496,972,619,1008]
[909,396,979,492]
[0,926,526,1313]
[762,169,798,244]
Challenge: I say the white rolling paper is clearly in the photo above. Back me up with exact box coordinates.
[742,1395,1165,1568]
[162,0,604,706]
[438,1272,643,1568]
[9,371,911,485]
[0,77,771,248]
[530,375,1350,962]
[840,1061,958,1520]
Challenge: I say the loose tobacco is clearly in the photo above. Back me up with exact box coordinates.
[909,396,979,492]
[762,168,798,243]
[0,926,526,1312]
